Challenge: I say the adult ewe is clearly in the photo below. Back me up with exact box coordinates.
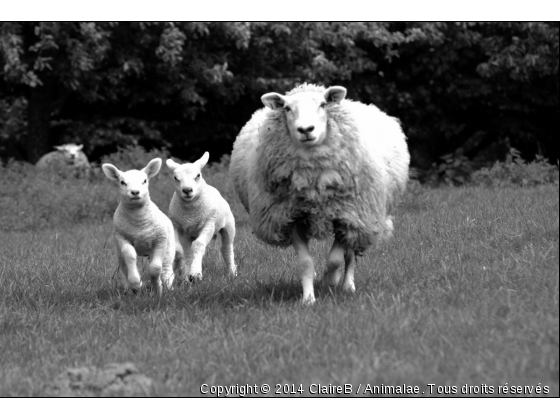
[230,83,410,304]
[102,158,175,296]
[166,152,237,283]
[36,143,92,177]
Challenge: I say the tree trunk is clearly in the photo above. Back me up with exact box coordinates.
[26,77,53,163]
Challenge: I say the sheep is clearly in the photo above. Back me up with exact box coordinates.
[230,83,410,304]
[36,143,92,177]
[166,152,237,283]
[102,158,175,295]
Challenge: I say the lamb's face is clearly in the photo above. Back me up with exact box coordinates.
[102,158,162,207]
[261,86,347,148]
[56,144,83,163]
[166,152,210,202]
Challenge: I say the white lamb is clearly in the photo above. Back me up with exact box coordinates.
[166,152,237,283]
[230,83,410,304]
[102,158,175,295]
[36,143,92,177]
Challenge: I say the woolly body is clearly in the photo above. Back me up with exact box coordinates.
[167,152,236,283]
[36,143,92,177]
[230,83,409,251]
[102,158,175,295]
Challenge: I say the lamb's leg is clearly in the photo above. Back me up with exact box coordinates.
[189,225,215,283]
[148,253,163,296]
[150,243,175,296]
[291,223,315,305]
[324,239,345,287]
[219,221,237,278]
[116,236,141,292]
[343,248,356,292]
[172,228,185,284]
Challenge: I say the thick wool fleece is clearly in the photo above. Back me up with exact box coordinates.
[36,148,91,177]
[230,84,409,251]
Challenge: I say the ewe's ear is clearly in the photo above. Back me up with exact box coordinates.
[102,163,121,183]
[261,93,286,110]
[143,158,162,179]
[55,145,64,151]
[76,144,84,151]
[324,86,347,104]
[196,152,210,169]
[166,158,180,171]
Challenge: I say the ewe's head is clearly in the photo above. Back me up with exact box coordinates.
[55,144,84,163]
[262,86,346,147]
[166,152,209,202]
[102,158,162,207]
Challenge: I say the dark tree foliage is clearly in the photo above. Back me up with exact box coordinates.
[0,22,558,176]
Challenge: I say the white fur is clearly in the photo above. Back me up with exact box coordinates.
[230,83,410,304]
[36,144,92,177]
[166,152,236,283]
[102,158,175,295]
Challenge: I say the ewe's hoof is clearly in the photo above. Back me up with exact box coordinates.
[301,296,316,305]
[188,273,202,284]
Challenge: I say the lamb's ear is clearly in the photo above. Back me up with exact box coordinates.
[196,152,209,169]
[261,93,286,109]
[102,163,121,183]
[324,86,347,104]
[55,145,65,151]
[166,158,180,171]
[143,158,162,178]
[76,144,84,151]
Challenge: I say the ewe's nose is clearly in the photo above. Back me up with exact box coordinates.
[130,190,140,196]
[182,187,193,195]
[297,125,315,134]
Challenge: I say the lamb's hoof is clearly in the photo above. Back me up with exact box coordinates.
[188,273,202,284]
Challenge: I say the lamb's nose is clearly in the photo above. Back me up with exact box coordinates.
[182,187,193,195]
[297,125,315,134]
[131,190,139,196]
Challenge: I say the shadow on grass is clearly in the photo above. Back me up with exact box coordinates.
[88,276,356,315]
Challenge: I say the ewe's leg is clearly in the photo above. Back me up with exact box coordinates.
[117,238,141,292]
[189,225,215,282]
[343,248,356,292]
[291,224,315,305]
[219,222,237,278]
[324,239,345,287]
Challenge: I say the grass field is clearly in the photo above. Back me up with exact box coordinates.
[0,177,558,396]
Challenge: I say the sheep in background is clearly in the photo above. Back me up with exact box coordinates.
[230,83,410,304]
[102,158,175,295]
[166,152,236,284]
[36,143,92,177]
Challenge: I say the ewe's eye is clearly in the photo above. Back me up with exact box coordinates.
[285,106,291,112]
[120,180,126,186]
[195,174,201,180]
[320,102,327,108]
[142,179,147,185]
[174,176,179,182]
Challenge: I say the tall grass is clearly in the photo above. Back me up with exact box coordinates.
[0,152,558,396]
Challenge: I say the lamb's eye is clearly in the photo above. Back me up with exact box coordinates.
[320,102,327,108]
[142,179,147,184]
[174,176,179,182]
[195,174,201,180]
[120,180,126,186]
[285,106,291,112]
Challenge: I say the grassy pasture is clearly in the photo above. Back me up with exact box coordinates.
[0,175,558,396]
